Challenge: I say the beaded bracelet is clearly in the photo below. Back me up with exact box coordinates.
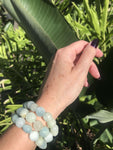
[11,101,59,149]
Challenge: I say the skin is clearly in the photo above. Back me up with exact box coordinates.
[0,40,103,150]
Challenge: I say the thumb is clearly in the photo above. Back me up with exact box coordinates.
[74,39,99,74]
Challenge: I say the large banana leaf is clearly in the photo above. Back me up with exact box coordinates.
[1,0,77,62]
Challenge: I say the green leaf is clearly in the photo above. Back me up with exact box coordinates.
[86,110,113,123]
[95,0,102,19]
[0,124,11,133]
[99,129,113,143]
[83,0,100,36]
[89,120,98,127]
[72,2,84,20]
[100,0,109,38]
[2,0,77,63]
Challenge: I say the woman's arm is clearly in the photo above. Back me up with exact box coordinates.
[0,40,103,150]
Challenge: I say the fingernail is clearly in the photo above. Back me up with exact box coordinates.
[91,39,99,48]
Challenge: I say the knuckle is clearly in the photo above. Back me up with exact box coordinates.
[56,48,64,58]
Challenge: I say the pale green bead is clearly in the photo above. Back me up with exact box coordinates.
[36,107,45,117]
[16,107,23,115]
[18,108,29,118]
[47,119,56,128]
[39,127,49,137]
[26,101,35,109]
[33,120,43,131]
[35,136,44,146]
[29,103,38,112]
[44,132,53,143]
[43,112,53,122]
[50,125,59,136]
[22,124,32,133]
[23,102,28,108]
[35,137,47,149]
[15,117,25,128]
[12,114,19,123]
[26,112,36,123]
[38,140,47,149]
[29,131,39,141]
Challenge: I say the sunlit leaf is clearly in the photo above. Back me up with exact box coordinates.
[86,110,113,123]
[2,0,77,63]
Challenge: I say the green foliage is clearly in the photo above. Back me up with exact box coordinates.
[65,0,113,55]
[86,110,113,123]
[0,22,46,100]
[0,0,113,150]
[1,0,77,63]
[0,22,47,134]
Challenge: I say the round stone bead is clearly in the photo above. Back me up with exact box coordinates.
[43,112,53,122]
[39,127,49,137]
[44,132,53,143]
[50,125,59,136]
[35,136,44,146]
[23,102,28,108]
[36,107,45,117]
[33,120,43,131]
[47,119,56,128]
[12,114,19,123]
[26,101,35,109]
[35,137,47,149]
[22,124,32,133]
[29,131,39,141]
[38,140,47,149]
[15,117,25,128]
[29,103,38,112]
[16,107,23,115]
[26,112,36,123]
[18,108,29,118]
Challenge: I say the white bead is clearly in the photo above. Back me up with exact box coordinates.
[26,112,36,123]
[50,125,59,136]
[43,112,53,121]
[35,136,44,146]
[35,137,47,149]
[29,131,39,141]
[33,120,43,131]
[47,119,56,128]
[44,132,53,143]
[15,117,25,128]
[38,140,47,149]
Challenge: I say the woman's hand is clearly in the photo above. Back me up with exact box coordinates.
[37,40,103,118]
[0,40,103,150]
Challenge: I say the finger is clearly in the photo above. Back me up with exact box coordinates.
[95,48,103,57]
[65,40,103,57]
[84,78,89,87]
[63,40,88,56]
[74,42,97,75]
[89,62,100,79]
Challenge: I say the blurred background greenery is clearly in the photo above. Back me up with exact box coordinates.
[0,0,113,149]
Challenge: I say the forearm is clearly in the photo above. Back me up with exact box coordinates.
[0,97,62,150]
[0,40,103,150]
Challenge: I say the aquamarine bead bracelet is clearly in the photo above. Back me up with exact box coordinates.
[11,101,59,149]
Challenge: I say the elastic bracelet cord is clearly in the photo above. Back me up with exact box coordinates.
[11,101,59,149]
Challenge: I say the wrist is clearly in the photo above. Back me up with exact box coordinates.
[36,96,65,119]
